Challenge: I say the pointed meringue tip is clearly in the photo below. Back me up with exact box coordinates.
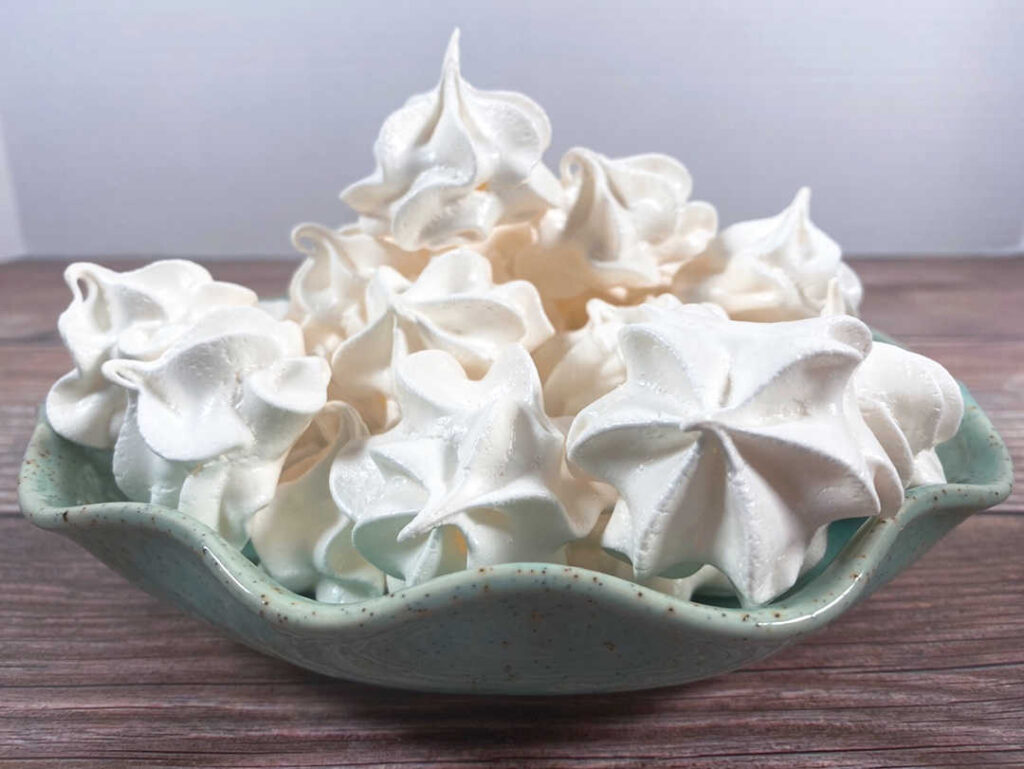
[792,186,812,214]
[395,523,420,544]
[821,277,845,317]
[442,28,461,74]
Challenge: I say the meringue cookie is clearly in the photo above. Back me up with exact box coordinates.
[46,261,256,448]
[103,306,330,545]
[563,509,722,601]
[853,342,963,487]
[515,148,717,301]
[340,30,562,251]
[818,279,963,487]
[331,346,612,586]
[330,248,554,431]
[673,188,862,321]
[565,510,830,602]
[287,223,432,356]
[248,402,386,603]
[475,222,539,284]
[533,294,725,418]
[566,306,902,606]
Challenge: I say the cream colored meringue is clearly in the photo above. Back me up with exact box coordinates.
[330,346,612,586]
[287,223,432,356]
[476,222,539,284]
[567,305,902,606]
[103,306,330,546]
[515,148,717,301]
[248,402,386,602]
[340,30,562,251]
[673,188,862,321]
[533,294,725,418]
[330,248,554,431]
[853,342,963,487]
[46,261,257,448]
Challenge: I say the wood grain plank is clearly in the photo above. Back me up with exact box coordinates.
[1,256,1022,766]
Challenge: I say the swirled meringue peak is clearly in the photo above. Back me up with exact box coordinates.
[102,306,331,546]
[534,293,726,418]
[817,280,964,487]
[330,248,554,431]
[852,341,963,487]
[673,188,862,321]
[340,29,562,251]
[45,260,257,449]
[515,147,718,301]
[248,402,386,603]
[286,223,431,356]
[330,346,613,586]
[566,305,903,606]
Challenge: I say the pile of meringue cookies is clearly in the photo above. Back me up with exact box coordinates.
[45,32,964,608]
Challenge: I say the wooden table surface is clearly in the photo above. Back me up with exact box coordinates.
[1,257,1021,768]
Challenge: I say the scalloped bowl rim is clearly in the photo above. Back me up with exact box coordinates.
[18,385,1013,648]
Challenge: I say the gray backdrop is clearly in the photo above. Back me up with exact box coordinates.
[1,0,1022,260]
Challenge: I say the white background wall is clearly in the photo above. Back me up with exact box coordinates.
[1,0,1022,260]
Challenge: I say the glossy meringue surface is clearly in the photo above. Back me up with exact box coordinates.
[853,342,964,487]
[331,346,611,585]
[673,188,862,321]
[45,261,257,449]
[533,294,722,418]
[286,223,431,357]
[340,30,561,251]
[516,148,717,299]
[102,306,331,546]
[567,307,903,605]
[247,402,385,603]
[329,248,553,431]
[19,369,1012,693]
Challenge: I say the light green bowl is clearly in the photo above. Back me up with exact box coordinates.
[18,371,1012,694]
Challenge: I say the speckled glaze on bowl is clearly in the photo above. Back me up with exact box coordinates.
[18,349,1012,694]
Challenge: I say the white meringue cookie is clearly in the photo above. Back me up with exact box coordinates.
[533,294,725,418]
[247,402,386,603]
[287,222,432,356]
[330,248,554,431]
[46,261,257,448]
[819,279,963,487]
[853,342,963,487]
[340,30,562,251]
[330,346,613,586]
[563,510,720,600]
[566,305,902,606]
[103,306,330,546]
[565,510,830,602]
[673,188,862,321]
[475,222,539,284]
[515,148,718,300]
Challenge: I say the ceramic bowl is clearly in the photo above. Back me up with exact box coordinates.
[19,347,1012,695]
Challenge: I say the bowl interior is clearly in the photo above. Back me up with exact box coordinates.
[22,382,1011,611]
[24,420,878,608]
[18,338,1014,693]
